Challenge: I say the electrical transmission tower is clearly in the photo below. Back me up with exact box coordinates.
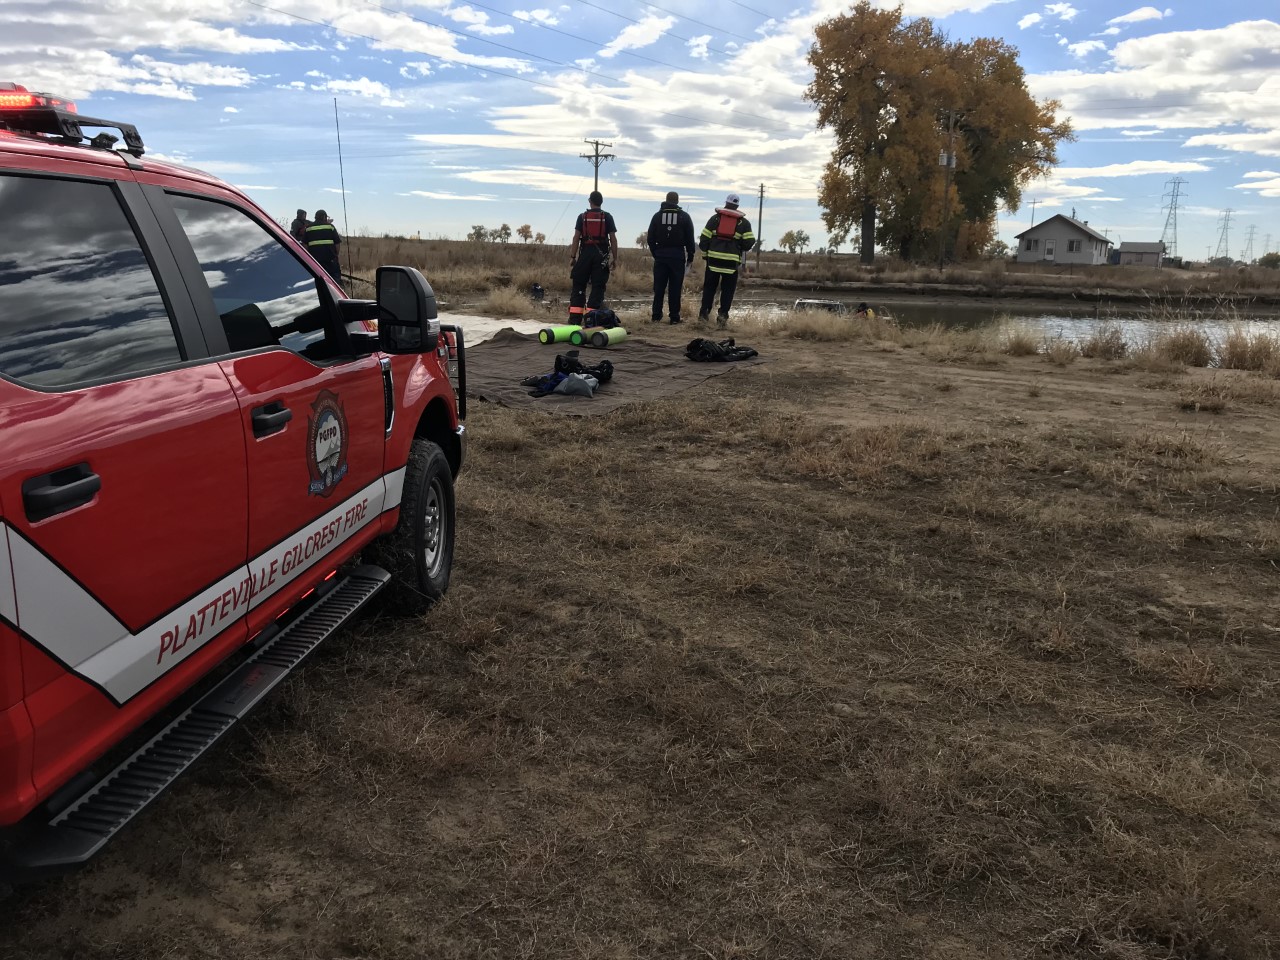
[1242,225,1258,263]
[579,139,615,193]
[1213,209,1233,262]
[1159,176,1187,259]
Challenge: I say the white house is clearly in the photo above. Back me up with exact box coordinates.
[1117,241,1165,267]
[1013,215,1112,266]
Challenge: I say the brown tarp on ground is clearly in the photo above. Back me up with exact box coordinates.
[466,327,766,415]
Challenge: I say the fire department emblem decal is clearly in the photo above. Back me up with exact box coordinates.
[306,390,349,497]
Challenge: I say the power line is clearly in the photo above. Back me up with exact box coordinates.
[725,0,774,17]
[631,0,759,44]
[568,0,756,46]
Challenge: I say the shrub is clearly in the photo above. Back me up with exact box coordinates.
[1080,324,1128,360]
[1044,337,1080,366]
[1000,328,1040,356]
[1153,327,1213,367]
[1218,326,1280,371]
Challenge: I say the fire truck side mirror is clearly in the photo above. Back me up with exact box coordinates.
[376,265,439,354]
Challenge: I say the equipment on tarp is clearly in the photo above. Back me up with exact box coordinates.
[569,326,628,348]
[539,324,581,344]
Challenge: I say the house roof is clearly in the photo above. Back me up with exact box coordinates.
[1117,242,1166,253]
[1014,214,1111,244]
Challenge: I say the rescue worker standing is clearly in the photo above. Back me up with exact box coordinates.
[647,191,696,324]
[698,192,756,327]
[289,208,310,243]
[305,209,343,285]
[568,191,618,321]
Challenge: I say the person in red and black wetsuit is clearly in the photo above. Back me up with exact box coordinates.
[568,191,618,322]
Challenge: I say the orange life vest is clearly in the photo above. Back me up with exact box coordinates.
[714,210,741,241]
[582,209,608,244]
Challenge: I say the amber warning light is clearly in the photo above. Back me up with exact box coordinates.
[0,83,76,113]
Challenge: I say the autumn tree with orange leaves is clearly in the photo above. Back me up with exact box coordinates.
[806,2,1073,263]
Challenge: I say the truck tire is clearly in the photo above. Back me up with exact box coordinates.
[369,438,455,615]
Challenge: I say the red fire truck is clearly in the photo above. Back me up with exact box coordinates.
[0,84,466,890]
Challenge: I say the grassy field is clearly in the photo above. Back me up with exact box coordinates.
[3,315,1279,958]
[341,235,1280,308]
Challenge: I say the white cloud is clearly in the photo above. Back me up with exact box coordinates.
[513,9,559,26]
[1067,40,1107,58]
[1107,6,1171,26]
[404,190,499,201]
[315,77,391,99]
[1019,13,1043,28]
[1242,171,1280,179]
[448,5,514,36]
[1030,19,1280,157]
[223,106,239,113]
[1055,160,1212,178]
[599,15,675,59]
[1045,3,1079,21]
[1120,129,1162,136]
[1235,175,1280,198]
[1186,130,1280,158]
[687,35,712,59]
[1098,27,1121,36]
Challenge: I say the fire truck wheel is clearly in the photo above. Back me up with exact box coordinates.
[369,438,455,615]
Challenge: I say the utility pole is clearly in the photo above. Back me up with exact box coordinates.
[937,109,956,271]
[579,138,614,193]
[1266,233,1273,255]
[755,182,765,272]
[1159,176,1186,259]
[1029,198,1039,226]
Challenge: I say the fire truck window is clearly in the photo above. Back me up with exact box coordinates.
[0,175,182,389]
[168,194,337,361]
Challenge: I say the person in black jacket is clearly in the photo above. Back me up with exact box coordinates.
[305,209,343,284]
[647,191,696,324]
[289,208,309,243]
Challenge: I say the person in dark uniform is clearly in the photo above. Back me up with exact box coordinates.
[567,191,618,323]
[305,209,343,285]
[647,191,696,324]
[698,192,756,327]
[289,208,310,243]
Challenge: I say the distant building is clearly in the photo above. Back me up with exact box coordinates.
[1116,241,1166,267]
[1013,215,1112,266]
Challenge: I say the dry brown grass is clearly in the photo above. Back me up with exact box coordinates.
[1044,336,1081,366]
[1081,323,1129,360]
[5,333,1280,959]
[1219,325,1280,372]
[1000,327,1040,356]
[479,284,537,317]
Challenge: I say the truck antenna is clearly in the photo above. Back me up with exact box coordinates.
[333,98,352,281]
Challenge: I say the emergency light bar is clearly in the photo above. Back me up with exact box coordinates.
[0,83,76,112]
[0,81,144,156]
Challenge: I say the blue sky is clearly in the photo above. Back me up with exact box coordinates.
[5,0,1278,261]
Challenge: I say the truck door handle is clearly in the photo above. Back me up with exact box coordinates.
[23,463,101,521]
[251,401,292,437]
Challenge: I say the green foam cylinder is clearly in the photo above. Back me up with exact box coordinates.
[539,324,581,344]
[569,327,595,346]
[587,326,627,348]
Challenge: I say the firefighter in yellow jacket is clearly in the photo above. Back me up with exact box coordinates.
[698,192,756,327]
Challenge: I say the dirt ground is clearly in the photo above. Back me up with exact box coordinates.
[3,323,1279,959]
